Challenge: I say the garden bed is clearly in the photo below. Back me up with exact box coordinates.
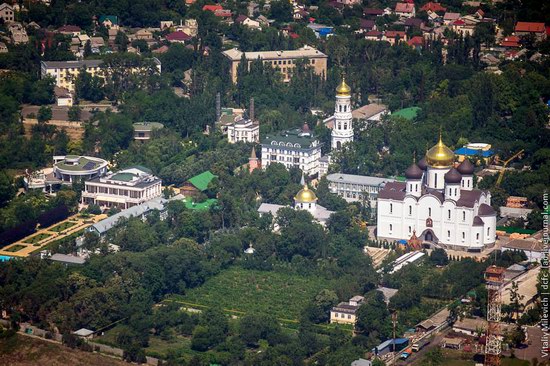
[22,233,53,244]
[48,221,78,233]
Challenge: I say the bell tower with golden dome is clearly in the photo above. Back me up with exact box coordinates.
[331,76,353,150]
[425,131,455,190]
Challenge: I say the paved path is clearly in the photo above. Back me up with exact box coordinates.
[0,214,106,258]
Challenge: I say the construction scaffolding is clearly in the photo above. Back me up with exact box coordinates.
[484,265,505,366]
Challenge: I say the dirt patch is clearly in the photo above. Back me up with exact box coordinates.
[0,334,127,366]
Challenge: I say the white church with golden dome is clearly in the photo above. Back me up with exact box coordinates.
[331,77,353,150]
[376,134,497,251]
[257,177,334,227]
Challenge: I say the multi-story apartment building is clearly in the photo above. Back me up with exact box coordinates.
[82,167,162,210]
[41,60,104,92]
[326,173,396,211]
[330,296,364,325]
[0,3,14,22]
[222,45,327,83]
[260,124,323,177]
[41,58,162,92]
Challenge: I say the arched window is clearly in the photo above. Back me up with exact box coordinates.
[468,180,470,187]
[428,207,432,217]
[409,206,412,215]
[462,232,465,240]
[448,210,451,219]
[390,203,393,213]
[463,211,466,221]
[476,233,479,240]
[309,203,311,209]
[461,180,464,187]
[339,105,342,112]
[343,105,347,112]
[338,123,341,130]
[447,230,450,238]
[415,184,418,192]
[344,123,347,129]
[408,226,411,233]
[434,174,437,188]
[487,227,490,236]
[455,188,458,195]
[389,224,393,232]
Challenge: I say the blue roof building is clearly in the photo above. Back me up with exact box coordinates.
[373,338,409,356]
[454,147,494,158]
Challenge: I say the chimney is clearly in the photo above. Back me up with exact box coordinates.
[216,92,221,121]
[249,97,255,121]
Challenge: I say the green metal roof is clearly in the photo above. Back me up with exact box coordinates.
[188,171,216,191]
[99,15,119,25]
[392,107,421,120]
[110,172,135,182]
[261,128,318,149]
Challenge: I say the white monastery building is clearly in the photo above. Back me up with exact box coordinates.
[260,123,322,177]
[82,166,162,210]
[227,116,260,143]
[376,135,496,251]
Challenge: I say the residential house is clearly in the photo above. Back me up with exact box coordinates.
[175,19,198,37]
[90,36,105,49]
[335,0,361,6]
[77,33,90,47]
[236,15,261,29]
[451,19,475,36]
[134,28,154,40]
[165,30,192,43]
[365,30,383,41]
[257,15,270,28]
[403,17,425,30]
[0,2,14,23]
[179,171,217,198]
[394,2,415,18]
[8,23,28,44]
[0,41,7,53]
[384,30,407,45]
[99,15,120,30]
[358,19,376,33]
[363,8,384,17]
[54,87,73,106]
[420,2,446,13]
[57,25,81,36]
[160,20,173,30]
[307,23,334,38]
[407,35,424,49]
[515,21,546,41]
[500,35,521,48]
[293,8,309,21]
[330,296,364,325]
[443,12,460,25]
[202,4,232,18]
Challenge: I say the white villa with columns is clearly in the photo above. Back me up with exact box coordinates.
[376,135,497,251]
[81,167,162,210]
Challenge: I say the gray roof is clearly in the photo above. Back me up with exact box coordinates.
[41,59,104,69]
[351,359,372,366]
[473,216,484,226]
[478,203,495,216]
[502,239,543,252]
[332,302,360,314]
[327,173,395,187]
[49,253,86,264]
[258,203,285,216]
[90,197,167,234]
[506,263,526,272]
[73,328,94,336]
[455,189,483,208]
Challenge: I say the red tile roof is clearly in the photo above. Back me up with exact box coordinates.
[420,2,446,13]
[165,31,192,42]
[385,30,406,38]
[515,21,545,33]
[364,8,384,16]
[203,4,223,12]
[407,35,424,46]
[365,30,383,37]
[500,35,520,48]
[453,19,466,26]
[395,2,415,13]
[58,25,81,33]
[289,32,299,39]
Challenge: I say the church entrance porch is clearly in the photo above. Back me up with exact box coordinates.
[419,229,439,249]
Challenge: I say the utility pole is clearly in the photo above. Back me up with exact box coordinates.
[392,311,398,352]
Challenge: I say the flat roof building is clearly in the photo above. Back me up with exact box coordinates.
[327,173,395,213]
[53,155,109,184]
[133,122,164,141]
[330,295,365,325]
[222,45,327,83]
[82,166,162,210]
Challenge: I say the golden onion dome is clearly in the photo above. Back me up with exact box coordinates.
[295,185,317,203]
[426,133,455,168]
[336,77,351,96]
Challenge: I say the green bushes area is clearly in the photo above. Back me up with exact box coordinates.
[22,233,52,244]
[169,267,336,321]
[4,244,26,252]
[48,221,78,233]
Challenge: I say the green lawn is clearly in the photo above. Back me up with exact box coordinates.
[4,244,27,252]
[168,267,335,320]
[22,233,53,244]
[48,221,77,232]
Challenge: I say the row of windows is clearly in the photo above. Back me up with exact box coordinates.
[394,203,470,222]
[336,122,349,130]
[333,313,352,319]
[333,183,380,193]
[262,59,317,66]
[270,141,302,148]
[337,104,349,112]
[402,226,488,242]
